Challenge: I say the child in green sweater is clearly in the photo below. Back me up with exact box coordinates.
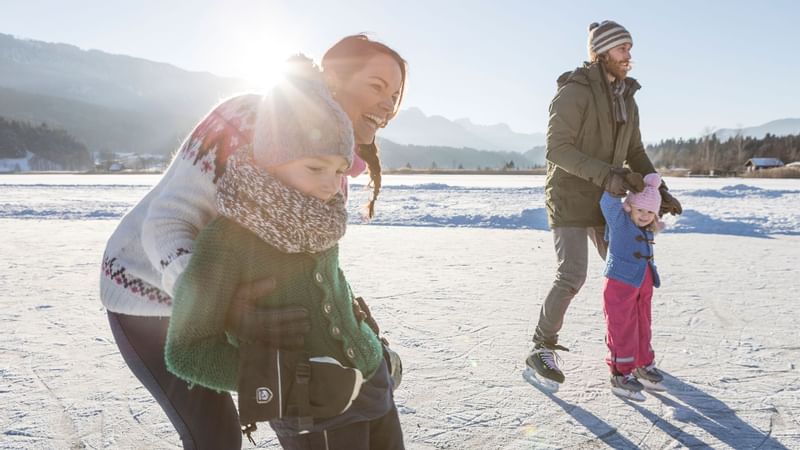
[164,57,403,449]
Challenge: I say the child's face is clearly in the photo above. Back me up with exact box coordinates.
[630,207,656,228]
[266,155,349,201]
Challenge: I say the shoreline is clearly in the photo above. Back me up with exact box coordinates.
[2,168,798,179]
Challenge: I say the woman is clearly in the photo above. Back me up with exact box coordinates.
[99,34,407,449]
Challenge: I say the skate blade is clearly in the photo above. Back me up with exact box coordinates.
[611,386,646,402]
[639,378,667,392]
[522,367,560,393]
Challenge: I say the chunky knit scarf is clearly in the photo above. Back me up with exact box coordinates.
[611,79,628,124]
[216,146,347,253]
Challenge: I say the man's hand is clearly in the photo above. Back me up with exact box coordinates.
[659,185,683,216]
[225,278,311,350]
[604,167,645,196]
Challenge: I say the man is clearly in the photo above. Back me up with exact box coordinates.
[524,20,682,391]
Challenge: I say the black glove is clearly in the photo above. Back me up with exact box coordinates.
[659,185,683,216]
[603,167,645,196]
[226,303,311,350]
[353,296,380,336]
[353,296,403,389]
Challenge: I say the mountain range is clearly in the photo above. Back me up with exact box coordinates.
[0,32,252,154]
[712,118,800,141]
[0,32,798,170]
[381,107,545,153]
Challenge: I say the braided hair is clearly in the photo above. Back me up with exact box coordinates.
[322,34,407,218]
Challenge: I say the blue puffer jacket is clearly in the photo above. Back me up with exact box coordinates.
[600,192,661,288]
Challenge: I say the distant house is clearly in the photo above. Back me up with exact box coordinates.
[108,162,125,172]
[0,152,32,173]
[94,161,123,172]
[744,158,784,172]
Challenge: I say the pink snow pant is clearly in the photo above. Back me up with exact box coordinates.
[603,266,655,375]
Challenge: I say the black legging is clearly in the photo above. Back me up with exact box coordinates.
[107,311,242,450]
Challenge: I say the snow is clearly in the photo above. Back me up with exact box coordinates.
[1,174,799,449]
[2,174,799,236]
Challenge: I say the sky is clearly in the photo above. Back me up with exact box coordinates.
[1,0,799,141]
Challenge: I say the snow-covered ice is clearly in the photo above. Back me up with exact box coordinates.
[1,174,799,449]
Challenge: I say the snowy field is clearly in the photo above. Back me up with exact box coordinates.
[1,174,799,449]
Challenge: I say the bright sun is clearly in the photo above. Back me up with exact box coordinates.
[219,9,303,93]
[241,46,297,91]
[235,40,296,92]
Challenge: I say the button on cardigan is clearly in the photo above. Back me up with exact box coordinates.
[164,217,383,392]
[600,192,661,289]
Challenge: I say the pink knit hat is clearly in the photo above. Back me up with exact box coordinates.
[625,173,662,212]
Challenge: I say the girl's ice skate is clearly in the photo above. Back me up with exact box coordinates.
[610,373,646,401]
[633,363,666,392]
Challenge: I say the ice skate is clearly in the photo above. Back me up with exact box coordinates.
[610,373,646,401]
[633,363,666,392]
[523,344,568,393]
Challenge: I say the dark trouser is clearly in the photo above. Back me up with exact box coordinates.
[276,406,404,450]
[533,226,608,346]
[107,311,242,450]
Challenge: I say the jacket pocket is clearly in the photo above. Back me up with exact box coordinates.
[605,257,643,287]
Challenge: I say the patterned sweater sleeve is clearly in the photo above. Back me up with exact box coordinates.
[164,219,241,392]
[141,148,218,297]
[141,95,257,296]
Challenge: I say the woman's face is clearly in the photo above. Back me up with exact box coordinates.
[330,53,403,145]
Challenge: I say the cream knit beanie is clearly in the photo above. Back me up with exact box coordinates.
[252,55,354,169]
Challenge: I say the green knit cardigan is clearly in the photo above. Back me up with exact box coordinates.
[164,217,383,392]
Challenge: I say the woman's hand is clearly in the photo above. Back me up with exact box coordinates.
[225,278,311,350]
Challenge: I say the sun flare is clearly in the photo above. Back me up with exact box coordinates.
[239,48,293,92]
[233,35,298,92]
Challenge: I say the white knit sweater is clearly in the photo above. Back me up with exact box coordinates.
[99,94,261,316]
[99,93,366,317]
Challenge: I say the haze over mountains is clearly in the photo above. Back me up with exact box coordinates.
[0,32,798,170]
[381,107,545,153]
[712,118,800,142]
[0,32,252,155]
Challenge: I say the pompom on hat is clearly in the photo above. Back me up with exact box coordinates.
[625,173,662,213]
[252,54,354,169]
[588,20,633,57]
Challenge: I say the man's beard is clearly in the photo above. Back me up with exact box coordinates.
[603,57,631,80]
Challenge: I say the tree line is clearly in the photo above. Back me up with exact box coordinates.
[2,113,799,175]
[0,116,92,170]
[646,133,800,174]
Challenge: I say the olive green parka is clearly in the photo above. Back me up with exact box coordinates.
[545,62,656,227]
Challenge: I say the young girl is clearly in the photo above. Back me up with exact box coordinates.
[164,59,404,449]
[600,172,666,401]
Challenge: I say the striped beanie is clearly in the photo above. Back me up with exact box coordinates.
[587,21,632,57]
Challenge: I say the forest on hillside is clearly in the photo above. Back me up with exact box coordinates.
[0,117,92,170]
[2,111,799,174]
[647,133,800,174]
